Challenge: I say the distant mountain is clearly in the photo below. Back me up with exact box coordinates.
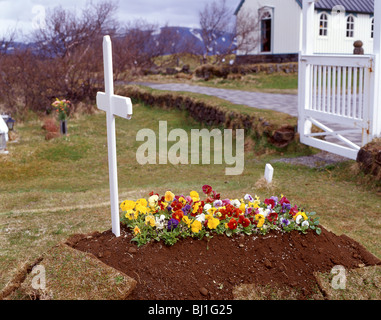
[150,26,236,56]
[4,26,236,56]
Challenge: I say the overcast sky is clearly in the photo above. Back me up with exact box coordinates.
[0,0,240,41]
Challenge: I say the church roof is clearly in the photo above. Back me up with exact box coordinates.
[235,0,374,15]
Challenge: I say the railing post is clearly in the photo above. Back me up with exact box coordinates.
[298,0,316,139]
[372,0,381,138]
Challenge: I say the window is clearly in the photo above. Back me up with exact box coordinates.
[346,16,354,38]
[371,18,374,38]
[260,11,272,52]
[319,13,328,36]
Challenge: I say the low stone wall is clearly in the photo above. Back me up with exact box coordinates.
[235,54,299,65]
[117,85,298,149]
[356,139,381,181]
[194,63,298,81]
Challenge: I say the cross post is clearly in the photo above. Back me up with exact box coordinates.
[96,35,133,237]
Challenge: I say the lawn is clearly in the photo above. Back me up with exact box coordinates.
[0,94,380,294]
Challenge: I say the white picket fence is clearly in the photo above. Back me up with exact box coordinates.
[298,0,381,160]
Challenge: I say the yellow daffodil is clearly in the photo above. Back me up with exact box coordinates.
[165,191,175,202]
[191,220,202,233]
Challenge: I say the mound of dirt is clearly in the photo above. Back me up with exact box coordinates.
[67,224,380,300]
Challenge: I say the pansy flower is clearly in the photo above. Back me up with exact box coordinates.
[167,218,179,231]
[172,210,184,222]
[227,218,238,230]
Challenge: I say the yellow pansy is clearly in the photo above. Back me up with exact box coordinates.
[191,220,202,233]
[255,214,265,228]
[182,216,191,227]
[135,204,148,215]
[192,202,201,214]
[239,202,246,212]
[125,210,138,220]
[257,218,265,228]
[133,226,141,235]
[179,197,186,205]
[207,207,217,216]
[145,215,156,227]
[120,200,136,211]
[165,191,175,202]
[136,198,147,207]
[207,217,220,230]
[190,191,200,202]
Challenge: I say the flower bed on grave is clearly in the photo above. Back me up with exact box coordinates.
[120,185,321,247]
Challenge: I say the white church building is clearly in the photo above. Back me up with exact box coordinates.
[235,0,375,62]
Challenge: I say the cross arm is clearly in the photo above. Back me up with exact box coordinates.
[96,92,133,120]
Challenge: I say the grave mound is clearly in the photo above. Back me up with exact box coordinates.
[68,224,380,300]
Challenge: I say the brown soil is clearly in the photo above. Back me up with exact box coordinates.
[67,224,380,300]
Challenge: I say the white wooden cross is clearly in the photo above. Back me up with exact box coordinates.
[96,35,133,237]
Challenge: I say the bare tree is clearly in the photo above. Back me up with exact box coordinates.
[235,9,260,56]
[0,1,119,118]
[199,0,260,64]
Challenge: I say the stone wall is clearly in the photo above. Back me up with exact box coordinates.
[117,86,298,149]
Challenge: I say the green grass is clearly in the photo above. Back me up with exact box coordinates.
[0,96,380,295]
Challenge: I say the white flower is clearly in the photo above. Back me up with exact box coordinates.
[258,208,270,218]
[196,213,206,223]
[301,220,309,228]
[231,199,241,208]
[203,204,212,212]
[155,214,166,229]
[244,194,253,202]
[296,215,303,225]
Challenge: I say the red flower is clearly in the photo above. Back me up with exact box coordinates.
[202,185,212,195]
[227,218,238,230]
[242,218,251,228]
[172,210,184,222]
[279,196,290,206]
[289,205,299,216]
[238,215,245,224]
[264,198,275,209]
[267,212,278,223]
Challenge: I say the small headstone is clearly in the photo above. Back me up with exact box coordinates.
[264,164,274,184]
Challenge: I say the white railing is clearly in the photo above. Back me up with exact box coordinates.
[298,0,381,160]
